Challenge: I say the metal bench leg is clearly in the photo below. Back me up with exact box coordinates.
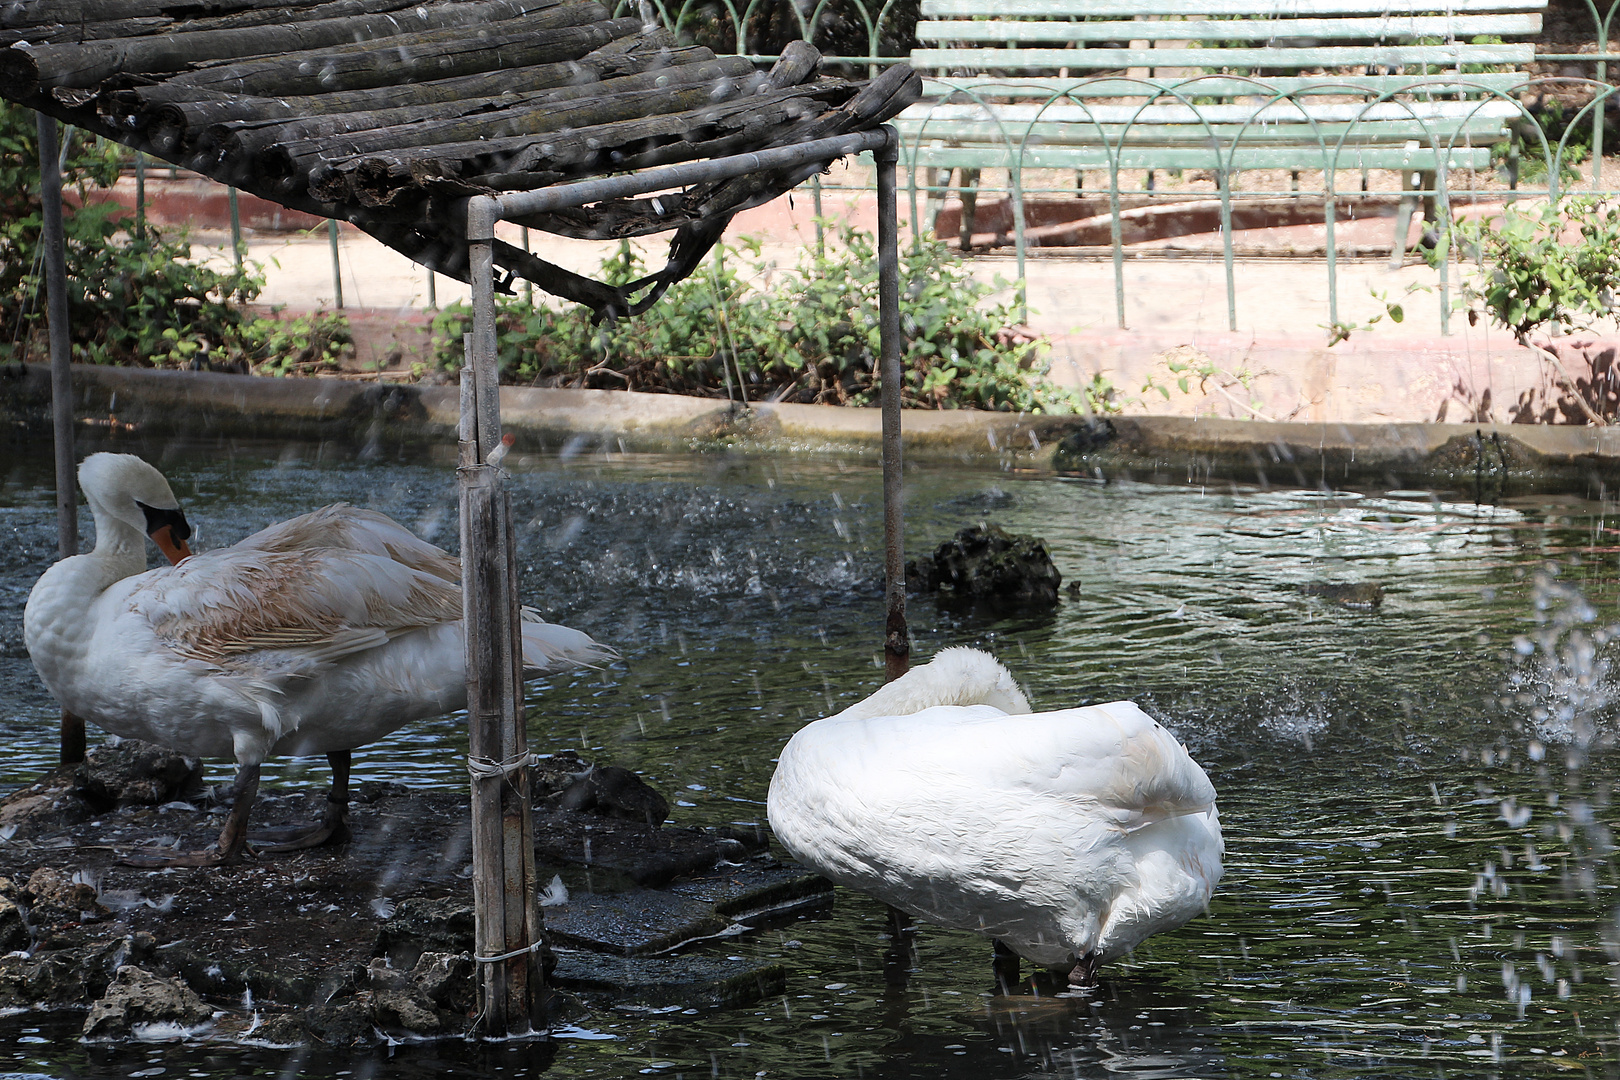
[1389,166,1419,269]
[923,166,944,237]
[957,167,980,251]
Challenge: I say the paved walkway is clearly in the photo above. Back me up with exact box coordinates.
[161,162,1603,426]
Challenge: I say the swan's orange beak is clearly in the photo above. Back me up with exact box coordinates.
[137,501,194,565]
[150,524,192,565]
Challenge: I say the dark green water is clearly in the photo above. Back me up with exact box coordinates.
[0,438,1616,1078]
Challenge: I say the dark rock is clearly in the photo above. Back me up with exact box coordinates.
[550,954,786,1009]
[906,523,1062,608]
[24,867,106,930]
[1301,581,1385,609]
[0,896,27,954]
[75,740,203,809]
[412,951,476,1014]
[0,767,95,836]
[4,936,154,1005]
[374,897,476,972]
[298,1001,378,1047]
[372,987,445,1035]
[1054,416,1118,457]
[534,813,720,886]
[557,765,670,827]
[365,957,412,993]
[249,1013,306,1046]
[82,965,213,1040]
[152,940,328,1005]
[545,889,730,956]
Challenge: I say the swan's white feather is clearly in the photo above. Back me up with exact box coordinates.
[767,649,1223,969]
[24,453,613,768]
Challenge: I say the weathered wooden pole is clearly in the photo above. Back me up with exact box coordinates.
[36,111,84,765]
[455,129,892,1033]
[463,199,547,1036]
[875,131,909,681]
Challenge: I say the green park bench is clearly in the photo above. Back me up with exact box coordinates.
[895,0,1546,265]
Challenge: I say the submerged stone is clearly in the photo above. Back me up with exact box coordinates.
[533,812,722,887]
[545,889,730,956]
[1301,581,1385,609]
[667,860,833,922]
[82,965,212,1040]
[551,953,786,1009]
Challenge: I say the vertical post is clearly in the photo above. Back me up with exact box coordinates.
[228,187,243,272]
[463,196,546,1037]
[811,173,825,260]
[520,226,533,305]
[427,270,438,309]
[328,218,344,309]
[37,112,84,766]
[133,150,146,244]
[875,133,909,682]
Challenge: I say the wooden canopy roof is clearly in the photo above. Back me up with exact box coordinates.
[1,0,920,317]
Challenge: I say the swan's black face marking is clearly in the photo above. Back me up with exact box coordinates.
[137,501,192,543]
[138,501,193,564]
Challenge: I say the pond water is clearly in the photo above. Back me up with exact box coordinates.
[0,436,1616,1078]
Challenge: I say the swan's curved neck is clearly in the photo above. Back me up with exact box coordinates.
[85,502,149,580]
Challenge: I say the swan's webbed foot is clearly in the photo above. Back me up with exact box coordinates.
[1067,951,1100,988]
[119,762,259,868]
[251,751,353,853]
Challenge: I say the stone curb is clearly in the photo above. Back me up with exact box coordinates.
[5,363,1618,493]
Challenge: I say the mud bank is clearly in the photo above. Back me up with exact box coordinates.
[0,744,826,1046]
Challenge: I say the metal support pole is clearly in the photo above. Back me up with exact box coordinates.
[463,202,546,1037]
[37,112,84,765]
[875,134,909,682]
[228,187,243,272]
[133,151,146,244]
[328,218,344,309]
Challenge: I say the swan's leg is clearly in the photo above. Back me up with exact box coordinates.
[992,939,1021,993]
[1067,951,1100,988]
[882,906,916,987]
[253,751,353,852]
[119,762,259,868]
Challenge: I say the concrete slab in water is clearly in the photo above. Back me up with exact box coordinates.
[551,953,786,1009]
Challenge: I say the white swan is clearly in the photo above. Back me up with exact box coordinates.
[23,453,611,865]
[766,647,1223,985]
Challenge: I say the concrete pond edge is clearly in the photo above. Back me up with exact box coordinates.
[5,363,1620,496]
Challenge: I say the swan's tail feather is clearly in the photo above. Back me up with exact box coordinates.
[519,610,615,674]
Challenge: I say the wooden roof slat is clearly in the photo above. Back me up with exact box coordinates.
[0,0,571,95]
[157,5,616,96]
[2,0,919,320]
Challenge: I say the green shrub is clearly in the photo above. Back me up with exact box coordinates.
[431,228,1111,414]
[0,103,265,368]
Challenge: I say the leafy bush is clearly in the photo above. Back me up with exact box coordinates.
[1453,197,1620,424]
[431,228,1111,414]
[0,103,266,368]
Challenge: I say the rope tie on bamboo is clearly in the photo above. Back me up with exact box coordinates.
[474,939,546,965]
[466,751,537,782]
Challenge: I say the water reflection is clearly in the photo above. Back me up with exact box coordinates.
[1,437,1619,1076]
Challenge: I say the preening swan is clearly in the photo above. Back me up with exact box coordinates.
[766,647,1223,985]
[23,453,612,866]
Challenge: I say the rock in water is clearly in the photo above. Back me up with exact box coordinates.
[1301,581,1384,610]
[906,524,1062,608]
[83,966,212,1039]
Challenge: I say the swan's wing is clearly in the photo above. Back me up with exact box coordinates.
[806,702,1216,827]
[234,504,461,583]
[128,547,463,668]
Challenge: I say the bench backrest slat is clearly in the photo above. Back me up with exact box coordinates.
[912,43,1533,69]
[920,73,1529,96]
[920,0,1543,18]
[917,14,1540,44]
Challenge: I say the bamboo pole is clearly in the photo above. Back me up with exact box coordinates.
[36,112,84,765]
[463,205,546,1037]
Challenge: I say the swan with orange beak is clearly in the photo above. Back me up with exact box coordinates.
[23,453,611,866]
